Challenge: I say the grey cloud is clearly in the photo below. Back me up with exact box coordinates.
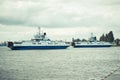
[98,0,120,5]
[0,0,120,28]
[0,17,25,25]
[0,0,48,26]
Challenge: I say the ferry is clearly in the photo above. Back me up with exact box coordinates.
[72,34,112,48]
[7,27,70,50]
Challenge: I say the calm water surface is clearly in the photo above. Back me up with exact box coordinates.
[0,47,120,80]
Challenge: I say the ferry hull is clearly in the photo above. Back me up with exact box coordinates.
[10,46,69,50]
[73,45,112,48]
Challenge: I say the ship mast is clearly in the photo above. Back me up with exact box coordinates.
[38,27,41,35]
[91,33,93,37]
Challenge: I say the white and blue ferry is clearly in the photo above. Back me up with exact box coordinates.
[72,34,112,48]
[8,28,70,50]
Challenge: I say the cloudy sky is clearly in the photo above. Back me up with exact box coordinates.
[0,0,120,41]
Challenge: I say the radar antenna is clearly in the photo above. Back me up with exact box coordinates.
[38,27,41,35]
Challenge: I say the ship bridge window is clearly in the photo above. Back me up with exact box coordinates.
[31,39,36,41]
[35,39,40,41]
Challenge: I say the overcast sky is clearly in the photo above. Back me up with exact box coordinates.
[0,0,120,41]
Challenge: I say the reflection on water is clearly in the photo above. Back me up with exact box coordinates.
[0,47,120,80]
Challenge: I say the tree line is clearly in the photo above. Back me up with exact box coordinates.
[99,31,114,43]
[99,31,120,45]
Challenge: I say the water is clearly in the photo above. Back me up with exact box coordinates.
[0,47,120,80]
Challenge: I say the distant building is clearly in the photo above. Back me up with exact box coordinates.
[0,41,7,46]
[115,39,120,46]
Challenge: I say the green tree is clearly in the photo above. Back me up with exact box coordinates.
[105,34,108,42]
[100,34,105,41]
[99,31,114,42]
[108,31,114,43]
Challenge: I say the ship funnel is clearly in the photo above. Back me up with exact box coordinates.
[44,32,46,36]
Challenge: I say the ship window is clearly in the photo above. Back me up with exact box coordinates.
[33,43,36,44]
[14,42,22,44]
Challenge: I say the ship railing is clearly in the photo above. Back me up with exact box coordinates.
[14,41,22,44]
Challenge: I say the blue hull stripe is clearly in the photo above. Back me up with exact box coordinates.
[11,46,69,50]
[74,45,112,48]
